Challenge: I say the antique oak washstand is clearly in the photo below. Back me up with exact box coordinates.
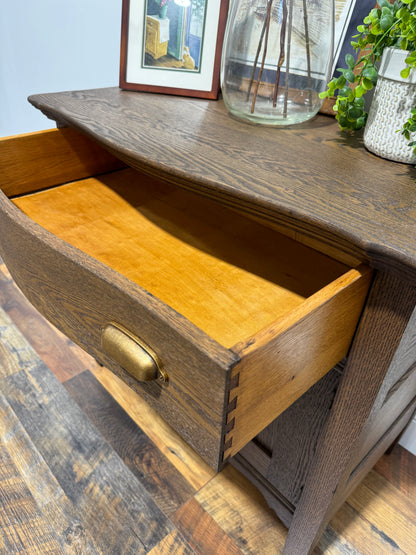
[0,87,415,554]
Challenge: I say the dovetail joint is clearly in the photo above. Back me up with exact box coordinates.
[225,417,235,434]
[222,371,240,462]
[229,372,240,391]
[227,395,237,413]
[223,437,233,452]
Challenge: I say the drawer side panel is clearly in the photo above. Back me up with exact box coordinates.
[223,266,372,460]
[0,128,124,197]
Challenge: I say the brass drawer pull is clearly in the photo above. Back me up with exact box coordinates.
[101,323,167,382]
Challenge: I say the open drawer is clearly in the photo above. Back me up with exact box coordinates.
[0,128,372,470]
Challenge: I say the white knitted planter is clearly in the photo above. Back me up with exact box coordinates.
[363,47,416,164]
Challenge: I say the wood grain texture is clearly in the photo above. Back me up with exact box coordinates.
[0,433,63,554]
[0,127,124,197]
[12,167,347,349]
[341,470,416,554]
[0,260,90,382]
[231,364,343,529]
[374,444,416,501]
[352,304,416,465]
[0,392,99,554]
[172,498,243,554]
[335,398,416,513]
[28,88,416,281]
[1,88,415,553]
[1,260,416,554]
[0,186,235,470]
[191,465,288,553]
[147,531,196,554]
[1,156,363,469]
[224,266,372,459]
[64,370,197,518]
[261,364,343,506]
[91,364,216,491]
[322,503,403,555]
[0,325,174,553]
[284,271,416,554]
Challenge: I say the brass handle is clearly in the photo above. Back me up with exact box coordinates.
[101,323,167,382]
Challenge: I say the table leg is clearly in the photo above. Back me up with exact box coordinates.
[282,270,416,554]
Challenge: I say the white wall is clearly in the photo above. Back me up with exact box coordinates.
[0,0,121,137]
[1,0,416,458]
[400,419,416,456]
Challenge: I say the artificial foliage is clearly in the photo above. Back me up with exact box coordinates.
[320,0,416,152]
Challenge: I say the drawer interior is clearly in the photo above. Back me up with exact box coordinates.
[12,167,349,349]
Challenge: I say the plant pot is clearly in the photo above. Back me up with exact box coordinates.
[159,4,168,19]
[363,47,416,164]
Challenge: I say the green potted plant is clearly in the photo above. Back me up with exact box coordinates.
[320,0,416,163]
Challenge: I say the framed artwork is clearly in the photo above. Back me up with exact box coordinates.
[119,0,229,99]
[319,0,376,114]
[332,0,376,75]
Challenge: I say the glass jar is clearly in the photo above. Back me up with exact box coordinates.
[221,0,334,125]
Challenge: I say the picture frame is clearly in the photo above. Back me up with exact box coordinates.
[332,0,376,76]
[320,0,376,115]
[119,0,229,99]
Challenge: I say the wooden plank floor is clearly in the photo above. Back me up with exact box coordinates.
[0,259,415,554]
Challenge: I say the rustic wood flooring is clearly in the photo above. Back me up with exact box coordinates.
[0,259,415,554]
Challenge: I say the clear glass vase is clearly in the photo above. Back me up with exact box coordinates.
[221,0,334,126]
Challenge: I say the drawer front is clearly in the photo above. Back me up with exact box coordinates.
[0,128,372,471]
[0,193,236,470]
[0,189,371,470]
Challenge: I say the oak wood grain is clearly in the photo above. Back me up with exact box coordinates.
[0,127,124,197]
[0,186,235,470]
[2,87,414,554]
[284,271,416,554]
[259,364,342,507]
[1,260,416,554]
[28,88,416,281]
[338,398,416,513]
[2,156,365,469]
[352,304,416,465]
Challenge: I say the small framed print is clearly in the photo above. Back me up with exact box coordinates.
[332,0,376,75]
[119,0,229,99]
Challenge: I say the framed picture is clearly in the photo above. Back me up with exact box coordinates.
[332,0,376,75]
[120,0,229,99]
[320,0,375,114]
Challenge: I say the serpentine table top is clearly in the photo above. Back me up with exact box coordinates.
[29,87,416,283]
